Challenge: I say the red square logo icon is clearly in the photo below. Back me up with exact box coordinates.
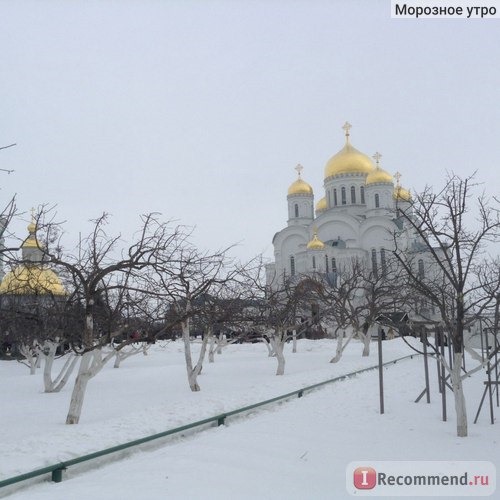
[353,467,377,490]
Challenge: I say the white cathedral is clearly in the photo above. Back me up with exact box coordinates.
[266,122,421,289]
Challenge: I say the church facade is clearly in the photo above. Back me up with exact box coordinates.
[265,123,424,295]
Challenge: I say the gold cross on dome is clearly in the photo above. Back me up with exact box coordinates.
[373,152,382,167]
[295,164,304,178]
[394,171,402,186]
[342,121,352,139]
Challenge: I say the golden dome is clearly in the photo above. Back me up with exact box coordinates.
[22,220,42,249]
[307,233,325,251]
[0,265,65,295]
[288,165,313,196]
[324,141,375,179]
[288,178,313,196]
[394,186,412,202]
[315,197,327,213]
[366,167,393,185]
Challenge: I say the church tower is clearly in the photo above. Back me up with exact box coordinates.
[287,164,314,226]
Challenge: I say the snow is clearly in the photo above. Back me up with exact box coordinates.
[1,338,498,499]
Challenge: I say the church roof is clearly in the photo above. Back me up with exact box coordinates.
[0,265,65,295]
[287,164,313,196]
[324,123,375,179]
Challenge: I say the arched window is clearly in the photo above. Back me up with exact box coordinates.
[341,187,346,205]
[290,256,296,276]
[325,255,329,273]
[312,255,316,269]
[360,186,365,204]
[380,248,387,276]
[351,186,356,204]
[371,249,378,279]
[294,204,299,218]
[333,188,338,206]
[418,259,425,279]
[331,257,337,271]
[327,190,331,207]
[375,193,380,208]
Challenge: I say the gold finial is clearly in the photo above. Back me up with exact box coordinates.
[342,121,352,142]
[295,164,304,178]
[373,152,382,167]
[394,171,402,187]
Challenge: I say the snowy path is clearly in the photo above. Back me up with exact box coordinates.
[1,339,498,499]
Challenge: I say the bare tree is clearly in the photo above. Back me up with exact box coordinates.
[322,257,403,361]
[393,173,500,437]
[34,212,185,424]
[155,243,239,391]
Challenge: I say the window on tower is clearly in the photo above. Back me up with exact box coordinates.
[333,188,338,206]
[418,259,425,279]
[371,249,378,279]
[360,186,365,204]
[341,187,346,205]
[294,204,299,218]
[351,186,356,204]
[381,248,387,276]
[375,193,380,208]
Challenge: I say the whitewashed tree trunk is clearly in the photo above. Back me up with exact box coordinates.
[190,327,212,386]
[216,331,224,355]
[43,341,78,393]
[270,333,286,375]
[359,332,370,357]
[113,352,122,368]
[330,330,354,363]
[292,330,297,353]
[113,344,144,368]
[263,337,275,357]
[181,311,201,392]
[19,343,39,375]
[451,351,468,437]
[208,336,216,363]
[66,349,113,424]
[66,351,94,424]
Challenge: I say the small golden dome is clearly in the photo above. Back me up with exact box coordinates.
[315,197,327,213]
[324,142,375,179]
[288,178,313,196]
[394,186,412,202]
[366,167,393,185]
[0,265,65,295]
[22,220,42,249]
[307,233,325,251]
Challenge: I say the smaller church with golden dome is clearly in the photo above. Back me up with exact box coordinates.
[0,220,65,297]
[266,122,416,287]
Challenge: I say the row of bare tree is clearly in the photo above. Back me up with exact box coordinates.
[0,172,499,437]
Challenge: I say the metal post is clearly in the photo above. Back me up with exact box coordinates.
[423,329,430,403]
[378,327,384,414]
[485,332,494,425]
[441,335,447,422]
[435,328,442,394]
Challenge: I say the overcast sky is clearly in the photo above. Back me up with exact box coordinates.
[1,0,499,261]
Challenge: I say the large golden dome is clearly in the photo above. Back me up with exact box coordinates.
[0,265,65,295]
[324,142,375,179]
[366,167,393,185]
[324,124,375,179]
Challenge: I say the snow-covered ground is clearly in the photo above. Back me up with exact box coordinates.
[1,338,498,499]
